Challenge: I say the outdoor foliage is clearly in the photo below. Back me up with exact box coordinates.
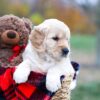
[8,4,30,17]
[30,13,44,25]
[0,0,97,34]
[71,34,96,52]
[72,82,100,100]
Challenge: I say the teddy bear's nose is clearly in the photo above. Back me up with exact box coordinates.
[1,30,20,45]
[7,31,16,39]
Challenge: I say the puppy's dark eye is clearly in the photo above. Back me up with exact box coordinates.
[52,37,59,41]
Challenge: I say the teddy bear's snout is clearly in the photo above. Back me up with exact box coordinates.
[1,30,20,45]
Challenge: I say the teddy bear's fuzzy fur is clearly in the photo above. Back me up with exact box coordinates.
[0,15,32,68]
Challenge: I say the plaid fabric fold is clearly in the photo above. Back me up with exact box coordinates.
[0,67,54,100]
[0,61,79,100]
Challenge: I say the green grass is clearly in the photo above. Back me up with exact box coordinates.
[72,82,100,100]
[71,34,96,52]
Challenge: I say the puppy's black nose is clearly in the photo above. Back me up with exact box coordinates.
[7,32,16,39]
[62,48,69,56]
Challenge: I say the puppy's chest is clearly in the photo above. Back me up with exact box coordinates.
[42,61,55,71]
[38,56,56,73]
[31,60,55,73]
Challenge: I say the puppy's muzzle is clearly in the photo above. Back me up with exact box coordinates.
[62,48,69,57]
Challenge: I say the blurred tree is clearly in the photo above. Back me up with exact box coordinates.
[31,0,47,16]
[0,0,31,17]
[30,12,44,25]
[0,0,9,15]
[77,0,100,66]
[30,0,96,33]
[95,1,100,66]
[8,4,30,17]
[0,0,96,34]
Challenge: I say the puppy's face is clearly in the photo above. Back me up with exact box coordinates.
[30,19,70,61]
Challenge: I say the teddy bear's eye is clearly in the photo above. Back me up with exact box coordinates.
[52,37,59,41]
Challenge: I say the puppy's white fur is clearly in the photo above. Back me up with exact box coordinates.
[13,19,75,92]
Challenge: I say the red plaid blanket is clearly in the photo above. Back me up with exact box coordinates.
[0,62,79,100]
[0,67,54,100]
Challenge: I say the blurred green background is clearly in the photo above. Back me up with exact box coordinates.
[0,0,100,100]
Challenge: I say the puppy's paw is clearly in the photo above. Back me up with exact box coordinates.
[66,64,75,76]
[70,80,77,90]
[46,76,61,92]
[13,69,29,84]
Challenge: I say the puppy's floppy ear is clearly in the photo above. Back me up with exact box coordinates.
[29,26,46,52]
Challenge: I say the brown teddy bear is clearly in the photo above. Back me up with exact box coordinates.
[0,15,32,68]
[0,14,32,99]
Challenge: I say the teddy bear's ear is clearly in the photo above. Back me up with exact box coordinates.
[22,18,33,33]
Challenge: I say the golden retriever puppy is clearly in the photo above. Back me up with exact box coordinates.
[13,19,75,92]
